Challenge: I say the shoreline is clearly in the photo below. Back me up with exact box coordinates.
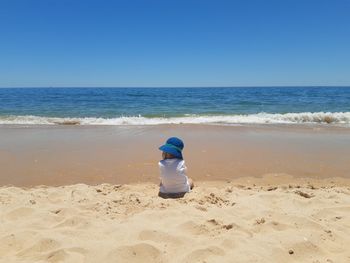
[1,110,350,126]
[2,122,350,130]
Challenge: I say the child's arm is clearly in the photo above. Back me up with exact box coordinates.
[177,161,187,175]
[158,161,163,186]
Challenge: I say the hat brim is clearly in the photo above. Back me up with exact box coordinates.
[159,145,183,159]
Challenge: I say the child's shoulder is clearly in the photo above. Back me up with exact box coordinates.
[159,158,185,167]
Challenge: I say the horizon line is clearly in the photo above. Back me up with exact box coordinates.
[1,85,350,89]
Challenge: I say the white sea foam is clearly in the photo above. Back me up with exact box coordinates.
[1,112,350,126]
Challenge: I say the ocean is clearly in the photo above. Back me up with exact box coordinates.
[0,87,350,126]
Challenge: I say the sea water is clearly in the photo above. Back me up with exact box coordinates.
[0,87,350,126]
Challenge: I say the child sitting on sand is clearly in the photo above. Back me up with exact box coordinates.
[158,137,194,197]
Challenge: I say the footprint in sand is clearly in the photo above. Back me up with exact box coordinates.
[183,246,225,263]
[105,243,163,263]
[45,248,86,263]
[54,216,90,228]
[177,220,211,236]
[5,207,35,221]
[138,230,184,245]
[16,238,61,258]
[46,249,70,263]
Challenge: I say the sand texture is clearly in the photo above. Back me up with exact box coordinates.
[1,180,350,263]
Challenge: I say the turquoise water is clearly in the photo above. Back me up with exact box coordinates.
[0,87,350,125]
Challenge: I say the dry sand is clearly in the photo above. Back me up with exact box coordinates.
[1,176,350,263]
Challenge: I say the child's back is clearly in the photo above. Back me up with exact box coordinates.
[159,158,190,194]
[158,137,193,195]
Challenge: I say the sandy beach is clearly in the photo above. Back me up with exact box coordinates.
[1,176,350,263]
[2,0,350,260]
[1,124,350,262]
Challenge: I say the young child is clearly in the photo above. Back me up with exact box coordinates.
[158,137,194,196]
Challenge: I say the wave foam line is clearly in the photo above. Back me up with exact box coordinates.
[1,112,350,125]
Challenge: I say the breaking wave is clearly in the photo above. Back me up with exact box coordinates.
[1,112,350,126]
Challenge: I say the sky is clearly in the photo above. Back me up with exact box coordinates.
[0,0,349,87]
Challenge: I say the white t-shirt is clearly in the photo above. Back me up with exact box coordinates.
[159,158,190,194]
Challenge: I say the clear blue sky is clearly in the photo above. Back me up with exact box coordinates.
[0,0,349,87]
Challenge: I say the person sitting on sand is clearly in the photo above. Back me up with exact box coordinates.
[158,137,194,198]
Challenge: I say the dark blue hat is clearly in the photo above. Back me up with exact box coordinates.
[159,137,184,159]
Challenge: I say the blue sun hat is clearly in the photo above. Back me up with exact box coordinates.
[159,137,184,159]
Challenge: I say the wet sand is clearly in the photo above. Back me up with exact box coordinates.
[1,124,350,186]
